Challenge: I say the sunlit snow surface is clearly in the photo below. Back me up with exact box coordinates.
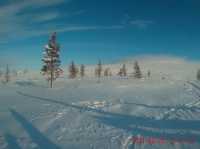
[0,56,200,149]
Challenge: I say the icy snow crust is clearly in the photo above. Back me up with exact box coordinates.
[0,56,200,149]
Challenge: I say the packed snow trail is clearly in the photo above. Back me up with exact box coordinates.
[17,91,200,131]
[16,91,108,115]
[15,81,200,149]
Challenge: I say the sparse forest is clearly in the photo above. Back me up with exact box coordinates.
[1,0,200,148]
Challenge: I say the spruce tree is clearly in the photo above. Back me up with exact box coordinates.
[80,64,85,78]
[0,69,3,78]
[104,68,110,77]
[5,64,10,83]
[109,71,112,76]
[197,69,200,81]
[41,32,63,88]
[96,60,102,82]
[118,68,123,77]
[133,61,142,79]
[69,61,78,79]
[118,64,127,77]
[147,70,151,78]
[12,70,18,77]
[122,64,127,76]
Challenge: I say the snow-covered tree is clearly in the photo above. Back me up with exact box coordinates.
[69,61,78,79]
[95,60,102,82]
[197,69,200,81]
[133,61,142,79]
[5,64,10,83]
[41,32,63,88]
[80,64,85,78]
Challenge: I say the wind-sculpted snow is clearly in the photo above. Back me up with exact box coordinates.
[13,83,200,149]
[0,57,200,149]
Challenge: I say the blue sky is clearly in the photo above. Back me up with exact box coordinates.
[0,0,200,69]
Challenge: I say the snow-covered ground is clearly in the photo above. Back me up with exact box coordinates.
[0,56,200,149]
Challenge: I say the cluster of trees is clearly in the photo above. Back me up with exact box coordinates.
[68,60,145,80]
[41,33,200,88]
[117,62,143,78]
[68,61,85,79]
[0,65,29,84]
[41,33,147,87]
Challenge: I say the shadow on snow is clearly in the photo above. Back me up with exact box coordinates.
[9,109,61,149]
[4,133,21,149]
[123,101,200,111]
[17,91,200,143]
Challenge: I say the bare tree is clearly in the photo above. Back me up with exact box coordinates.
[41,32,63,88]
[69,61,78,79]
[133,61,142,79]
[80,64,85,78]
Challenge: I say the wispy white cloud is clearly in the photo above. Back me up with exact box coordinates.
[0,0,125,44]
[0,0,67,17]
[15,25,124,38]
[130,20,154,28]
[31,12,61,23]
[1,1,154,44]
[0,0,67,42]
[121,14,154,29]
[54,25,124,33]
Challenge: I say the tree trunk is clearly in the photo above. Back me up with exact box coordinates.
[50,56,53,88]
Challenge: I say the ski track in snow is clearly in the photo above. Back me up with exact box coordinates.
[1,57,200,149]
[155,81,200,120]
[12,81,200,149]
